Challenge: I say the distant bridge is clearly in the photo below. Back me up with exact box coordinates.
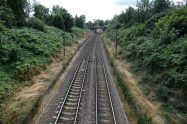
[90,26,107,34]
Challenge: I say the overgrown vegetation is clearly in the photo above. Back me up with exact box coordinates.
[27,17,46,31]
[115,67,152,124]
[107,0,187,123]
[104,40,152,124]
[0,23,88,114]
[0,0,89,122]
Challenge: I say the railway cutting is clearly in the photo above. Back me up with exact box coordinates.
[36,33,128,124]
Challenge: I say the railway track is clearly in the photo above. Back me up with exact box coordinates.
[95,35,116,124]
[52,35,97,124]
[45,34,124,124]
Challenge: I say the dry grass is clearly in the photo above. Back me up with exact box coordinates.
[104,38,165,124]
[2,34,90,124]
[113,77,138,124]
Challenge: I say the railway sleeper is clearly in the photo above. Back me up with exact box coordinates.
[72,82,82,85]
[63,106,77,110]
[67,98,79,101]
[97,99,108,102]
[98,107,111,111]
[97,91,107,93]
[68,94,79,98]
[97,85,106,88]
[62,111,76,116]
[69,92,80,95]
[99,119,113,124]
[65,102,77,106]
[71,86,82,89]
[70,89,80,92]
[59,116,75,121]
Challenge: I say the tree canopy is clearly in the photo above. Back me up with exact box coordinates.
[75,15,86,28]
[34,3,49,22]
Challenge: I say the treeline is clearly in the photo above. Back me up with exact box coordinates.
[107,0,187,123]
[86,19,109,28]
[0,0,87,30]
[109,0,186,29]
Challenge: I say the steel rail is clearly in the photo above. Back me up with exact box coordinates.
[95,34,98,124]
[97,34,117,124]
[73,35,96,124]
[54,35,96,124]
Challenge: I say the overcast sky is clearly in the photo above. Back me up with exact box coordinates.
[35,0,184,22]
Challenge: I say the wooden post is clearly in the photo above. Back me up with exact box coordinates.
[63,24,66,56]
[76,29,77,41]
[115,30,118,57]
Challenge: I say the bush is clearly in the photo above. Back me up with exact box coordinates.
[156,7,187,37]
[27,17,46,32]
[0,22,6,31]
[155,85,170,102]
[137,111,152,124]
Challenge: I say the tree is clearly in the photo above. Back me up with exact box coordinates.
[0,6,15,27]
[93,19,105,26]
[52,15,64,29]
[153,0,170,13]
[85,21,94,28]
[25,0,32,18]
[104,20,110,25]
[75,15,86,28]
[7,0,26,26]
[51,6,74,31]
[0,0,7,6]
[34,3,49,22]
[136,0,152,22]
[118,7,137,27]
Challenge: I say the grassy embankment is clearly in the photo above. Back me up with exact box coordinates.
[0,23,89,123]
[106,7,187,124]
[104,37,155,124]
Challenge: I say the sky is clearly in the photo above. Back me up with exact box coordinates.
[35,0,185,22]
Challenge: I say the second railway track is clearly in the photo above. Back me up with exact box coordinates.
[95,35,117,124]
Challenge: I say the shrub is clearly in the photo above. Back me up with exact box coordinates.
[0,22,6,31]
[155,85,170,102]
[27,17,46,32]
[156,7,187,37]
[137,110,152,124]
[145,11,166,29]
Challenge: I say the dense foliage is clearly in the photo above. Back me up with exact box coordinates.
[0,0,27,26]
[0,23,88,106]
[0,0,28,27]
[0,1,89,122]
[75,15,86,28]
[33,4,75,31]
[107,0,187,123]
[0,1,86,30]
[50,5,74,31]
[33,4,49,22]
[27,17,46,31]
